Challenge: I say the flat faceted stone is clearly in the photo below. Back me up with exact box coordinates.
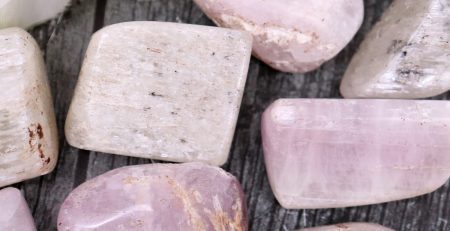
[65,21,252,166]
[193,0,364,73]
[0,187,37,231]
[298,223,393,231]
[0,28,58,187]
[262,99,450,209]
[341,0,450,99]
[58,163,247,231]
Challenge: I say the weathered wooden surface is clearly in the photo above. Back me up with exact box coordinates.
[12,0,450,230]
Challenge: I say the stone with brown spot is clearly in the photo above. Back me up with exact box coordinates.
[0,28,58,187]
[58,162,247,231]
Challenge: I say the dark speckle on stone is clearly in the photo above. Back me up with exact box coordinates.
[180,139,187,143]
[150,92,164,97]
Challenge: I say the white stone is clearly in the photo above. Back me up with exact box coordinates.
[0,28,58,187]
[65,21,252,166]
[341,0,450,99]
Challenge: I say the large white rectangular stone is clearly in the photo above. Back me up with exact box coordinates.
[65,21,252,165]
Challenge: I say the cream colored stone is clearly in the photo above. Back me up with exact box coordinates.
[65,21,252,166]
[0,28,58,187]
[341,0,450,99]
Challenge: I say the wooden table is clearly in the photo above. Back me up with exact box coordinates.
[18,0,450,230]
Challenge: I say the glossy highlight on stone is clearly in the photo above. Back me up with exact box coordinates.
[58,163,247,231]
[0,28,58,187]
[193,0,364,73]
[341,0,450,99]
[262,99,450,209]
[65,21,252,165]
[298,223,394,231]
[0,187,37,231]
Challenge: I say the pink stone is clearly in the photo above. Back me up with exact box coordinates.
[58,163,247,230]
[262,99,450,209]
[298,223,393,231]
[193,0,364,73]
[0,187,36,231]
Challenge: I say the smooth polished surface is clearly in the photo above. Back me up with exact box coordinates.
[341,0,450,99]
[65,21,252,166]
[58,163,247,231]
[298,223,394,231]
[262,99,450,209]
[193,0,364,73]
[0,28,58,187]
[0,187,37,231]
[0,0,70,28]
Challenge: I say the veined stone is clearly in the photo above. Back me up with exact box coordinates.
[341,0,450,99]
[0,28,58,187]
[58,163,247,231]
[193,0,364,73]
[0,187,37,231]
[262,99,450,209]
[65,21,252,166]
[298,223,394,231]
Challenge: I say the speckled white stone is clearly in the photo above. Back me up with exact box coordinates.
[65,21,252,165]
[341,0,450,99]
[0,28,58,187]
[0,187,36,231]
[298,223,394,231]
[193,0,364,73]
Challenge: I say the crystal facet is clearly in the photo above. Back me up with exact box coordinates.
[65,22,252,165]
[0,187,36,231]
[262,99,450,209]
[58,163,247,231]
[341,0,450,99]
[0,28,58,187]
[298,223,394,231]
[193,0,364,73]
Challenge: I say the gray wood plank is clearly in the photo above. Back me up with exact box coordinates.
[13,0,450,230]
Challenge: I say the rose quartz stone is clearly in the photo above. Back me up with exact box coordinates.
[193,0,364,73]
[0,187,36,231]
[58,163,247,231]
[262,99,450,209]
[298,223,393,231]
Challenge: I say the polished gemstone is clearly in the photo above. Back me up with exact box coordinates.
[298,223,394,231]
[262,99,450,209]
[58,163,247,231]
[341,0,450,99]
[0,187,36,231]
[65,21,252,165]
[0,0,70,28]
[193,0,364,73]
[0,28,58,187]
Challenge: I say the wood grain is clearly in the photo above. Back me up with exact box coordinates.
[11,0,450,230]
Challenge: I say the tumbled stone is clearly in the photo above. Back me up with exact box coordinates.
[262,99,450,209]
[298,223,393,231]
[0,187,37,231]
[65,22,251,166]
[58,162,247,231]
[0,28,58,187]
[341,0,450,99]
[0,0,70,28]
[193,0,364,73]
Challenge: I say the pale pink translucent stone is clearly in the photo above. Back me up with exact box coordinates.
[298,223,394,231]
[0,187,36,231]
[262,99,450,209]
[58,163,247,231]
[193,0,364,73]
